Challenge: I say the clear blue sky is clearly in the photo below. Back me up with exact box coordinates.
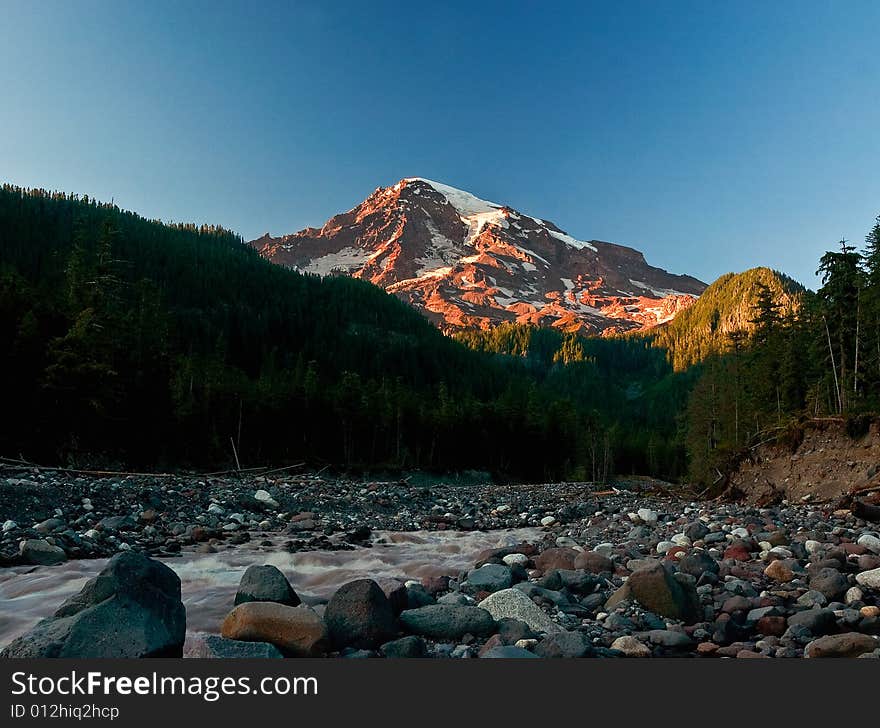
[2,1,878,287]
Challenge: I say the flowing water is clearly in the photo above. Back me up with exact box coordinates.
[0,528,542,650]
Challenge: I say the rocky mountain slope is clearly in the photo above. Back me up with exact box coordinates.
[250,178,706,333]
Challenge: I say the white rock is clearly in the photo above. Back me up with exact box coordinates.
[118,542,131,551]
[594,542,614,555]
[805,539,823,555]
[207,503,225,515]
[731,527,750,538]
[671,533,692,547]
[540,516,557,527]
[83,529,100,539]
[611,635,651,657]
[254,490,279,508]
[856,567,880,589]
[846,586,864,604]
[656,540,676,554]
[502,553,529,567]
[2,520,17,532]
[637,508,658,524]
[478,588,562,634]
[857,534,880,554]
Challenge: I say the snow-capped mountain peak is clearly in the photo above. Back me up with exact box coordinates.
[250,178,705,333]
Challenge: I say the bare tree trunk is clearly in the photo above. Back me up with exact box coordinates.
[824,315,841,413]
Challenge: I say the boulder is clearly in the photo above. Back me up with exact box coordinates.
[607,561,699,623]
[463,563,512,594]
[478,588,563,634]
[573,550,614,574]
[1,552,185,658]
[808,568,849,601]
[324,579,397,649]
[221,602,327,656]
[533,547,578,573]
[399,605,495,640]
[533,631,592,658]
[805,632,878,658]
[185,633,283,658]
[380,635,427,658]
[610,635,652,657]
[234,564,300,607]
[677,551,719,579]
[787,608,837,636]
[19,539,67,566]
[856,567,880,590]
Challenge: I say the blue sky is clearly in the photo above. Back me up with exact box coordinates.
[2,1,878,286]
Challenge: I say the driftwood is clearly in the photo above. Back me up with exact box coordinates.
[852,499,880,522]
[0,456,307,481]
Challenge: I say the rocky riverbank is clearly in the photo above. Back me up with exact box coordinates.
[1,471,880,658]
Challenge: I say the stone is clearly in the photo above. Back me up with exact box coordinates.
[19,538,67,566]
[805,633,878,658]
[808,568,848,601]
[253,489,279,508]
[787,608,837,636]
[540,516,557,527]
[534,547,578,573]
[464,563,512,594]
[399,605,495,640]
[764,559,795,582]
[496,617,536,645]
[573,550,614,574]
[646,629,695,649]
[185,633,283,658]
[857,534,880,554]
[502,553,529,567]
[610,635,652,657]
[380,635,427,658]
[637,508,658,524]
[478,588,563,634]
[846,586,864,604]
[234,564,300,607]
[1,552,185,658]
[684,522,709,542]
[856,567,880,589]
[677,551,719,578]
[324,579,396,649]
[534,631,592,658]
[480,645,538,658]
[375,578,409,615]
[611,561,699,623]
[221,602,327,656]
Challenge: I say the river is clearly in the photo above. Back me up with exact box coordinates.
[0,527,542,650]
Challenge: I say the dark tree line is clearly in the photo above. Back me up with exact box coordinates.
[0,185,688,481]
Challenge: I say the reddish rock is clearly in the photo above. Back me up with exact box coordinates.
[221,602,328,657]
[723,542,753,561]
[573,550,614,574]
[534,548,579,573]
[756,616,788,636]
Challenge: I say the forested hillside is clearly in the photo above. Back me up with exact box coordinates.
[646,267,804,371]
[685,219,880,486]
[0,185,681,480]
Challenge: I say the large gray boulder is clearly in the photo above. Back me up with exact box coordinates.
[19,538,67,566]
[399,605,495,640]
[234,564,300,607]
[324,579,397,649]
[1,551,186,658]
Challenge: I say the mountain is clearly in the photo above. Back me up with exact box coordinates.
[250,178,706,334]
[648,267,805,370]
